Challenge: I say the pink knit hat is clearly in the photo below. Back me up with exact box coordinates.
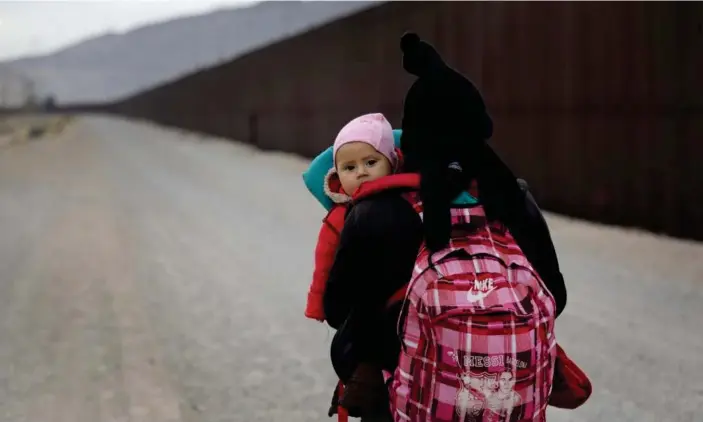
[333,113,397,167]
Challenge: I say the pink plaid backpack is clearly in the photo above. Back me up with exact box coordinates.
[388,192,558,422]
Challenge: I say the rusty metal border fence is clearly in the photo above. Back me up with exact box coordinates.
[105,1,703,241]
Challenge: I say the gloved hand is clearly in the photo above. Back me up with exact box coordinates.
[339,363,390,418]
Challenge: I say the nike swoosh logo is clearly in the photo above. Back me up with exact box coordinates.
[466,289,494,302]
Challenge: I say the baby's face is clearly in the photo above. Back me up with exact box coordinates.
[335,142,393,195]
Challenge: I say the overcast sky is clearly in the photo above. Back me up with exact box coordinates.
[0,0,260,61]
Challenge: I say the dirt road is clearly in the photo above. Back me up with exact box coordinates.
[0,115,700,422]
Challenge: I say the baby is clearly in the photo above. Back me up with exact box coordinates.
[304,112,400,322]
[304,113,401,420]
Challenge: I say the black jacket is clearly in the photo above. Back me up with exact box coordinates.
[323,181,567,381]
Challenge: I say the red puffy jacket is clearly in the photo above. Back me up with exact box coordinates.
[304,169,417,322]
[305,204,347,321]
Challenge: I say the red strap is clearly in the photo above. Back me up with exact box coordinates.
[386,283,409,308]
[337,381,348,422]
[352,173,421,202]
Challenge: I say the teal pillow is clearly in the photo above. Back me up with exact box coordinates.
[301,128,476,210]
[301,145,337,211]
